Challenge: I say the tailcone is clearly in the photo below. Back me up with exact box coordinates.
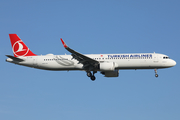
[6,58,13,62]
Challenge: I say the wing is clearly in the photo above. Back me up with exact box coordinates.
[60,38,99,70]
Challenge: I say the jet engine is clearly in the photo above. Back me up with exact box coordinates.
[99,62,115,71]
[101,70,119,77]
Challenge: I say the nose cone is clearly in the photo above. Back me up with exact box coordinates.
[171,60,176,67]
[173,60,176,66]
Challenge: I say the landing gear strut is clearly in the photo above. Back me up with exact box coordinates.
[154,69,158,78]
[86,71,97,81]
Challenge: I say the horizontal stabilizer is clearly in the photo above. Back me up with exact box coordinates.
[6,55,24,62]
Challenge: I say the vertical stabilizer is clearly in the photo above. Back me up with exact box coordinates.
[9,34,36,57]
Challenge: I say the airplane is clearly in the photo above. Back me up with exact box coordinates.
[6,34,176,81]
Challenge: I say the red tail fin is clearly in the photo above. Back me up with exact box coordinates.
[9,34,37,57]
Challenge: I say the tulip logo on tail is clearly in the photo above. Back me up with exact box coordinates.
[13,40,29,57]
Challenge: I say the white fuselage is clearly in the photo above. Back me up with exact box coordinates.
[6,53,176,71]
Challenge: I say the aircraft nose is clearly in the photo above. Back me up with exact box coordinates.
[171,60,176,66]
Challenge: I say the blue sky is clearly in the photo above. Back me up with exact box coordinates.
[0,0,180,120]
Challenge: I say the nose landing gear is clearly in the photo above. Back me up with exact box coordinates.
[154,69,158,78]
[86,71,97,81]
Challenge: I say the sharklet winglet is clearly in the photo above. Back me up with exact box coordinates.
[60,38,68,48]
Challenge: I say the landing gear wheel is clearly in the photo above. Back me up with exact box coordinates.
[154,69,158,78]
[86,71,97,81]
[91,76,96,81]
[87,72,92,77]
[155,74,158,78]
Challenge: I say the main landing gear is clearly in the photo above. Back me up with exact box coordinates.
[154,69,158,78]
[87,71,97,81]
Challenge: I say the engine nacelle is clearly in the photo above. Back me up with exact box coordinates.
[101,70,119,77]
[99,62,115,71]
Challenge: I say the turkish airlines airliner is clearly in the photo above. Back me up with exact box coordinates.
[6,34,176,81]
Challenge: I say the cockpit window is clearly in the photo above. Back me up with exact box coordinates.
[163,56,170,59]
